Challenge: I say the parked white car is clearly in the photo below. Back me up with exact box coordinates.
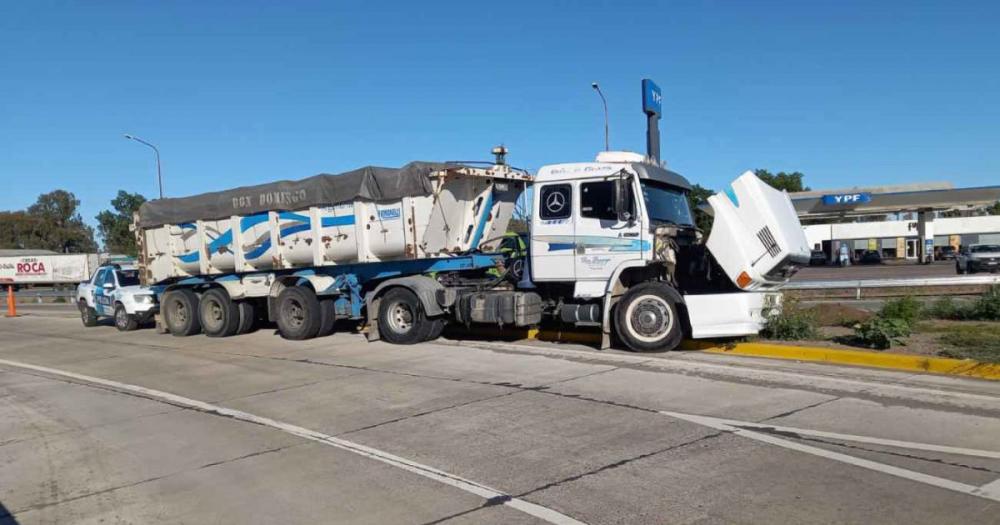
[76,264,158,331]
[956,244,1000,274]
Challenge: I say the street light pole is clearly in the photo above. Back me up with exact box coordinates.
[124,134,163,199]
[591,82,609,151]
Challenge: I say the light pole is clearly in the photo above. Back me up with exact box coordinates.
[124,134,163,199]
[591,82,609,151]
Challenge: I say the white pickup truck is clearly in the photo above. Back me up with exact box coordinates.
[76,264,158,331]
[956,244,1000,274]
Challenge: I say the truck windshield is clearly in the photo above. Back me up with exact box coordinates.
[640,181,694,227]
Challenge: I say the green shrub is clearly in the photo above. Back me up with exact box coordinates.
[852,317,911,350]
[761,301,819,340]
[924,297,971,320]
[879,296,922,325]
[972,285,1000,321]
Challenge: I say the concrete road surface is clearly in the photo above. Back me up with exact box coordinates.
[2,308,1000,524]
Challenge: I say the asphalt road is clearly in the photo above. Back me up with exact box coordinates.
[791,260,961,282]
[2,306,1000,524]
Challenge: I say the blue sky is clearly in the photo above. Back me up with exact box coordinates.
[2,1,998,233]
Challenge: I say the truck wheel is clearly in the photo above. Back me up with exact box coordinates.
[276,286,321,340]
[316,298,337,338]
[235,301,256,335]
[163,289,202,337]
[614,282,683,352]
[377,288,428,345]
[424,317,446,342]
[199,288,240,338]
[114,303,139,332]
[79,300,98,327]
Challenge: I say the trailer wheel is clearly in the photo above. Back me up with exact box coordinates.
[614,282,683,352]
[163,289,202,337]
[79,300,98,327]
[316,298,337,338]
[378,288,428,345]
[276,286,322,340]
[114,303,139,332]
[235,301,256,335]
[199,288,240,338]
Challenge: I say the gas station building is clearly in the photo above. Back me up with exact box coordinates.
[790,182,1000,262]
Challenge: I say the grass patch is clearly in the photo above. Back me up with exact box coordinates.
[926,322,1000,363]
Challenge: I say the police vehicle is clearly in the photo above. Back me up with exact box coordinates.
[76,264,158,331]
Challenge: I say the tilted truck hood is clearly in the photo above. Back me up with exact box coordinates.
[705,171,811,290]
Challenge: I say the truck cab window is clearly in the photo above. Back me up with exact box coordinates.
[581,180,634,221]
[539,184,572,220]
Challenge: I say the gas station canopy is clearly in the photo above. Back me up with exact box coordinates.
[791,182,1000,218]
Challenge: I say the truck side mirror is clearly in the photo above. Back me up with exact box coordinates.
[615,172,634,224]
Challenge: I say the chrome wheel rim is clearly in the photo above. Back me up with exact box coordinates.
[625,294,673,343]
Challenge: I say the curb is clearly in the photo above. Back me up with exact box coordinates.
[458,327,1000,382]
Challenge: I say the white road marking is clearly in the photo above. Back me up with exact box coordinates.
[979,478,1000,499]
[455,340,1000,403]
[659,411,1000,460]
[661,410,1000,503]
[0,358,586,525]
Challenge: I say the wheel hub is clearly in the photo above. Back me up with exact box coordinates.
[627,295,673,341]
[388,302,414,333]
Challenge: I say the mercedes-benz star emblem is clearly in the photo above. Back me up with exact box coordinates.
[545,191,566,213]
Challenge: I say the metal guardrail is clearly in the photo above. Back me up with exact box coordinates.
[785,275,1000,290]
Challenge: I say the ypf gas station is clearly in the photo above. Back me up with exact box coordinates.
[791,182,1000,263]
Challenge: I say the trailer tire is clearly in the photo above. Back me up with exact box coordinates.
[316,298,337,338]
[163,289,202,337]
[614,282,683,352]
[377,288,428,345]
[235,301,256,335]
[79,300,98,327]
[114,303,139,332]
[200,288,240,338]
[276,286,322,340]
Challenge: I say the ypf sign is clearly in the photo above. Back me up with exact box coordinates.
[821,192,872,206]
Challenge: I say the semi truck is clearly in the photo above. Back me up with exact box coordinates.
[126,143,809,351]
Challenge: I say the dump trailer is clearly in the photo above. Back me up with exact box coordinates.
[132,148,809,351]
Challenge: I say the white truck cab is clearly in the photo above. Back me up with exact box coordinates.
[77,264,158,331]
[528,151,810,350]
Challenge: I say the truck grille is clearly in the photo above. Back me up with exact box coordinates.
[757,226,781,258]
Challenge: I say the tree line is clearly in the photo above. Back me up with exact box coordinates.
[0,190,146,256]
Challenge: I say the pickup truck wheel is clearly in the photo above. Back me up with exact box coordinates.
[614,282,683,352]
[956,262,965,275]
[163,289,202,337]
[967,263,976,275]
[200,288,240,338]
[316,298,337,338]
[235,301,256,335]
[79,300,98,327]
[114,303,139,331]
[378,288,428,345]
[276,286,321,340]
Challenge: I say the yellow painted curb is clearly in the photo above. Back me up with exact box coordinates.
[457,327,1000,381]
[701,342,1000,381]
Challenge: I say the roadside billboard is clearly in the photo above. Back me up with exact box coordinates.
[0,254,94,284]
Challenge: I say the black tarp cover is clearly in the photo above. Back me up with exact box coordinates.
[138,161,449,227]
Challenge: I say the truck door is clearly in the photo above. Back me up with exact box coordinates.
[530,182,575,281]
[574,178,644,287]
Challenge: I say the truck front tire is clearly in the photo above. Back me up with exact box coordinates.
[79,300,98,327]
[200,288,240,338]
[276,286,322,340]
[377,288,429,345]
[163,289,202,337]
[114,303,139,332]
[614,282,683,352]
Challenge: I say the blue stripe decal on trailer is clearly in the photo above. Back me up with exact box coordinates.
[321,215,355,227]
[468,192,494,250]
[240,213,269,231]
